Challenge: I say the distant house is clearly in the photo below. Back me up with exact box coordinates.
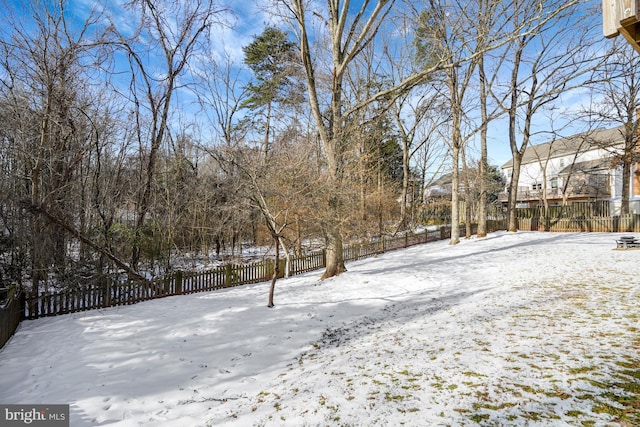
[424,173,454,199]
[424,170,476,200]
[499,126,640,213]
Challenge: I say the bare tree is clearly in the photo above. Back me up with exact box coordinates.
[0,0,113,290]
[279,0,395,278]
[586,40,640,216]
[213,136,316,307]
[526,123,590,230]
[415,0,494,245]
[384,14,449,230]
[272,0,581,271]
[277,0,466,277]
[474,0,509,238]
[412,118,449,213]
[497,1,602,232]
[194,46,249,148]
[108,0,225,268]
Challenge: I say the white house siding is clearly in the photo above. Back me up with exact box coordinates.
[612,167,624,198]
[609,165,640,214]
[502,147,618,201]
[500,126,640,209]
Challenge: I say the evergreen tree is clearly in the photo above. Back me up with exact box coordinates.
[242,26,303,155]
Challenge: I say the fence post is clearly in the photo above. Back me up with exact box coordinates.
[175,271,183,295]
[225,264,234,287]
[104,279,111,307]
[440,226,446,241]
[265,259,274,281]
[20,289,26,320]
[27,290,38,320]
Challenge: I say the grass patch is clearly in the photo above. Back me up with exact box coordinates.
[462,371,487,378]
[513,383,537,394]
[384,392,408,402]
[621,368,640,380]
[569,366,597,375]
[473,402,517,411]
[522,411,541,421]
[617,380,640,394]
[592,402,626,418]
[469,413,490,422]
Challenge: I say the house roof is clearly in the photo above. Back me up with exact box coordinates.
[430,172,453,187]
[558,158,614,175]
[501,126,625,169]
[427,169,479,188]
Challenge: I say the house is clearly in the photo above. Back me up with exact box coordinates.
[499,126,640,214]
[424,172,455,199]
[424,170,477,200]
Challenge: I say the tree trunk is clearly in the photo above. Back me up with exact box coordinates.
[461,146,472,239]
[450,142,461,245]
[477,56,488,238]
[506,38,526,233]
[268,236,278,308]
[278,235,291,278]
[621,157,631,216]
[399,136,411,230]
[507,155,523,232]
[289,0,392,279]
[541,166,550,231]
[449,81,462,245]
[321,222,346,280]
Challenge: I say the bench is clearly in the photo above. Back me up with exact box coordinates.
[616,236,640,249]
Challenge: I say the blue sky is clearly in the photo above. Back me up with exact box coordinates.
[1,0,617,170]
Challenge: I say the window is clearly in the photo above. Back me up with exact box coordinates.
[550,177,558,189]
[589,175,607,188]
[532,183,542,191]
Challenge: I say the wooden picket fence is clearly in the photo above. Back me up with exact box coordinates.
[14,210,637,326]
[23,261,279,320]
[515,201,612,219]
[517,214,640,233]
[21,225,466,320]
[4,213,636,349]
[0,286,23,350]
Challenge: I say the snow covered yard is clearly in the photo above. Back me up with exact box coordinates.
[1,231,638,426]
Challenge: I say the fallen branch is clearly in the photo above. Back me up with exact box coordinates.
[22,201,147,282]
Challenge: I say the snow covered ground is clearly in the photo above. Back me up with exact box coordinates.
[1,231,638,426]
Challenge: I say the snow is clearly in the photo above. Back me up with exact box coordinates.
[1,231,639,426]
